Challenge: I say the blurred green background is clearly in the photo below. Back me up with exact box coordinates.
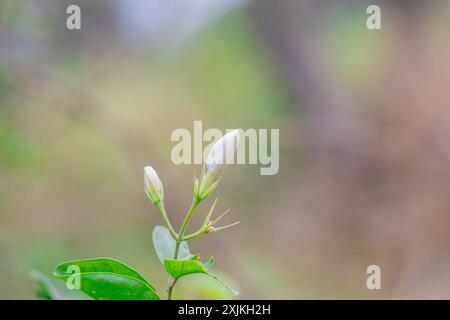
[1,0,450,299]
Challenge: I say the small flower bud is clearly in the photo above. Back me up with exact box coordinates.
[144,166,164,205]
[195,130,240,201]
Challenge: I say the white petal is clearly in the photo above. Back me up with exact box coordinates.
[144,166,163,191]
[206,130,240,172]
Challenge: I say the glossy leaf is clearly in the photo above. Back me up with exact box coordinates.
[54,257,150,286]
[152,225,190,263]
[164,257,238,295]
[31,270,92,300]
[54,257,160,300]
[164,259,207,279]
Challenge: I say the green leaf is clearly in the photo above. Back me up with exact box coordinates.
[164,257,238,295]
[53,257,160,300]
[54,257,150,286]
[202,256,214,270]
[152,225,190,263]
[164,259,207,279]
[31,270,92,300]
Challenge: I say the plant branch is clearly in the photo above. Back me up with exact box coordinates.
[167,197,201,300]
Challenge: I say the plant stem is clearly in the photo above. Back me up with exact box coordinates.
[167,197,201,300]
[156,201,177,239]
[173,198,200,259]
[182,229,205,241]
[167,278,177,300]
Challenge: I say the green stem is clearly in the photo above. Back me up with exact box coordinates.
[182,228,206,241]
[155,202,177,239]
[167,197,201,300]
[173,198,200,259]
[167,278,178,300]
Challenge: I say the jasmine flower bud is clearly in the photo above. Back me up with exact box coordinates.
[144,166,164,205]
[195,130,240,201]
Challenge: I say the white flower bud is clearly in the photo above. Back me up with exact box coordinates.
[205,129,240,173]
[195,130,240,201]
[144,166,164,205]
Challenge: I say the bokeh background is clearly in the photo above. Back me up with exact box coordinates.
[1,0,450,299]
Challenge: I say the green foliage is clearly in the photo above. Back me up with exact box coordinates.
[31,270,92,300]
[31,193,239,300]
[152,225,190,263]
[32,131,240,299]
[53,258,160,300]
[164,256,214,279]
[164,256,237,295]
